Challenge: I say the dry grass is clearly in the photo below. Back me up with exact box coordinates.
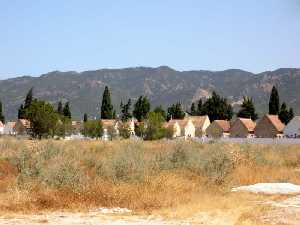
[0,137,299,223]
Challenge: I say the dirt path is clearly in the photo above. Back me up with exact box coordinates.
[260,195,300,225]
[0,212,190,225]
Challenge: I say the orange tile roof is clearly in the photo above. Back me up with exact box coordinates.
[238,118,256,132]
[266,115,285,132]
[188,116,209,128]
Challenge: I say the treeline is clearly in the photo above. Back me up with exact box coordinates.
[0,85,294,140]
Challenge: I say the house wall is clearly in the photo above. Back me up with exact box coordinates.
[173,123,181,138]
[202,117,211,134]
[230,120,249,138]
[184,120,195,139]
[206,123,223,138]
[254,117,279,138]
[284,119,300,137]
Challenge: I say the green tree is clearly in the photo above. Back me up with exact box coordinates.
[82,120,103,139]
[18,104,25,119]
[153,105,167,121]
[101,86,114,119]
[25,99,59,139]
[144,112,168,140]
[0,101,5,124]
[57,101,63,115]
[54,117,72,138]
[279,102,291,125]
[63,102,72,119]
[269,86,280,115]
[24,88,34,109]
[167,102,185,121]
[201,91,233,122]
[118,123,131,139]
[83,113,88,122]
[120,99,132,122]
[197,99,203,115]
[133,96,151,122]
[190,103,197,116]
[237,96,258,120]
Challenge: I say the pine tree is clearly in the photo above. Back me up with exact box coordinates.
[269,86,280,115]
[133,96,150,122]
[57,101,63,115]
[83,113,88,122]
[279,102,290,125]
[63,102,72,119]
[237,96,258,120]
[100,86,114,119]
[190,103,197,116]
[24,88,33,109]
[201,91,233,122]
[167,102,185,121]
[197,99,203,115]
[120,99,132,122]
[0,101,5,124]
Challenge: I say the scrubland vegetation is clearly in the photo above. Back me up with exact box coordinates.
[0,138,300,220]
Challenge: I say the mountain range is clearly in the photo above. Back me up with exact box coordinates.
[1,66,300,120]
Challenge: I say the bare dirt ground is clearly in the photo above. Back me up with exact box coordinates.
[1,195,300,225]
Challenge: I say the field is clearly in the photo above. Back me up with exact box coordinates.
[0,138,300,224]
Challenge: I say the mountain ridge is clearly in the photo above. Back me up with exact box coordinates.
[0,66,300,120]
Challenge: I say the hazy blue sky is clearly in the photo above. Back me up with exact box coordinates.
[0,0,300,78]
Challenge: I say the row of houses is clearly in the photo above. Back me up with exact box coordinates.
[1,115,300,139]
[166,114,300,139]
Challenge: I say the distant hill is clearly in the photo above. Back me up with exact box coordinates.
[1,66,300,120]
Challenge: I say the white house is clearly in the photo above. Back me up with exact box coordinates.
[284,116,300,138]
[165,116,210,139]
[0,121,4,134]
[4,122,16,135]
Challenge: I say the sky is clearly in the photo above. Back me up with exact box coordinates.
[0,0,300,79]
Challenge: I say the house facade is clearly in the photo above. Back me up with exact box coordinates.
[206,120,230,138]
[230,118,256,138]
[254,115,285,138]
[0,121,4,135]
[283,116,300,138]
[4,122,16,135]
[166,116,210,139]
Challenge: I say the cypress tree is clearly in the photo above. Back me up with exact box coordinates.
[269,86,280,115]
[18,104,25,119]
[100,86,114,119]
[24,88,33,109]
[0,101,5,124]
[279,102,290,125]
[63,102,72,119]
[83,113,88,122]
[57,101,63,115]
[237,96,258,120]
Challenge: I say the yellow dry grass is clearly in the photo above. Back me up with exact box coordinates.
[0,137,299,224]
